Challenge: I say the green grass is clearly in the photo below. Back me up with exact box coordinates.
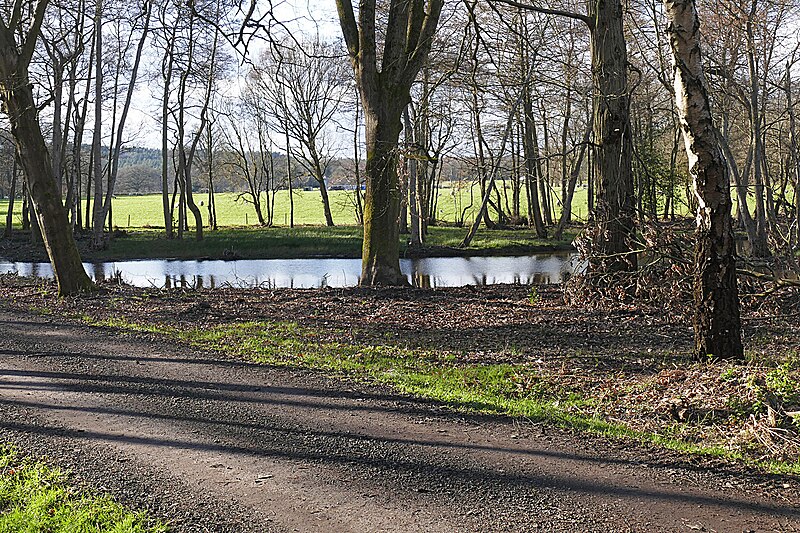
[87,316,791,474]
[0,223,577,262]
[0,185,592,230]
[89,317,615,428]
[96,226,365,260]
[1,186,579,261]
[0,445,165,533]
[90,225,576,261]
[4,178,781,233]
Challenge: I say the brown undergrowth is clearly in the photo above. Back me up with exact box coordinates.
[1,272,798,469]
[561,220,800,465]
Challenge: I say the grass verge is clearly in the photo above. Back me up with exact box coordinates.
[0,445,165,532]
[96,226,577,261]
[86,316,795,475]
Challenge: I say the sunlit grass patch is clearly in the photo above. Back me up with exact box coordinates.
[70,301,800,477]
[0,445,165,533]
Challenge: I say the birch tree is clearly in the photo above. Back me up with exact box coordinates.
[664,0,743,359]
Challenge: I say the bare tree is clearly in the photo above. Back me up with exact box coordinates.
[336,0,445,285]
[492,0,638,277]
[664,0,743,359]
[156,0,177,238]
[222,101,275,226]
[0,0,94,295]
[100,1,151,241]
[254,39,349,227]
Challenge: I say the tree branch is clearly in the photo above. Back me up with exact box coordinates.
[382,0,410,77]
[335,0,359,60]
[20,0,50,66]
[486,0,592,28]
[403,0,445,87]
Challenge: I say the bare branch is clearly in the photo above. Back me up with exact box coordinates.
[486,0,592,28]
[20,0,50,65]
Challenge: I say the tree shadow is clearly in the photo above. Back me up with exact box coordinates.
[1,412,796,521]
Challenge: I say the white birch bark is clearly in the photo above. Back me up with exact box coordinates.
[663,0,743,359]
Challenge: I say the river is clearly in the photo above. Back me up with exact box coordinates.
[0,253,576,289]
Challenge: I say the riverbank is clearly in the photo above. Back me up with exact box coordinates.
[2,276,798,475]
[0,225,577,263]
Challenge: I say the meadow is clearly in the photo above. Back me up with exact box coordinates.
[1,183,700,261]
[0,184,594,230]
[0,185,581,261]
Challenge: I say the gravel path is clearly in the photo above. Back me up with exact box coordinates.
[1,309,798,532]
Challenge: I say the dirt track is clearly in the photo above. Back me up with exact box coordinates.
[1,309,799,532]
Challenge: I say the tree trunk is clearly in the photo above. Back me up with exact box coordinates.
[532,116,552,225]
[286,131,294,228]
[555,116,591,240]
[461,100,521,248]
[180,150,203,240]
[4,157,16,239]
[100,1,151,239]
[161,19,176,239]
[360,98,406,285]
[745,4,770,258]
[91,0,104,247]
[51,68,63,196]
[0,1,94,295]
[399,156,408,234]
[336,0,443,285]
[21,178,29,231]
[664,0,743,359]
[206,126,217,231]
[0,67,93,294]
[173,10,209,242]
[28,188,41,244]
[586,0,638,276]
[561,84,572,222]
[719,136,759,251]
[253,192,266,226]
[84,139,92,231]
[319,180,335,227]
[405,107,422,247]
[471,86,494,230]
[786,64,800,249]
[352,97,363,226]
[522,94,546,237]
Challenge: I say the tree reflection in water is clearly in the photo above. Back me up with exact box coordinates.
[1,254,577,289]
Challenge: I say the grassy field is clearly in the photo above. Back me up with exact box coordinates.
[6,179,769,233]
[0,185,595,230]
[83,225,577,261]
[0,186,582,261]
[0,445,164,532]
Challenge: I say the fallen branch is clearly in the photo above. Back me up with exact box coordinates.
[737,268,800,287]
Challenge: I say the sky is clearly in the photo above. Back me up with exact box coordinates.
[123,1,342,150]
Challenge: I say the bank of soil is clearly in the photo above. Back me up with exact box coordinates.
[0,295,799,531]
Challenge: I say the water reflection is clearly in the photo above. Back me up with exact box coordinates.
[0,254,576,289]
